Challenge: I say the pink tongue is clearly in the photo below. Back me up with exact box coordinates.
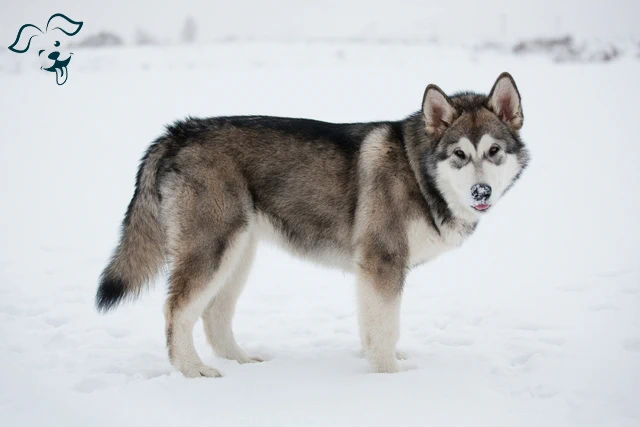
[474,204,490,211]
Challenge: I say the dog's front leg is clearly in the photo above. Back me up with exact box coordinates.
[356,247,406,374]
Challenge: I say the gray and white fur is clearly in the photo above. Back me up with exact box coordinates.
[97,72,529,377]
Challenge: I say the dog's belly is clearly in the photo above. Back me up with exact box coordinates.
[252,214,466,272]
[253,213,355,271]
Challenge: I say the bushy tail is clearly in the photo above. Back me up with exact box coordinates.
[96,138,168,312]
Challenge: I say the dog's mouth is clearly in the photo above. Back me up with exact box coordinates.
[472,203,491,212]
[42,55,72,85]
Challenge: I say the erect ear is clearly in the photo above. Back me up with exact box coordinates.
[487,72,523,130]
[422,84,457,137]
[46,13,83,36]
[8,24,43,53]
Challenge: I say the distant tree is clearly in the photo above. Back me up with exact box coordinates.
[181,16,197,44]
[134,28,157,45]
[73,31,124,48]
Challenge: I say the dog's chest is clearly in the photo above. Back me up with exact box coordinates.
[406,218,468,267]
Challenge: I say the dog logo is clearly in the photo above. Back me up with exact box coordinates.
[8,13,83,86]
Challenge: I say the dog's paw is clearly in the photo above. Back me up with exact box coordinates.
[371,363,401,374]
[396,350,409,360]
[369,356,401,374]
[237,355,264,364]
[180,364,222,378]
[219,350,265,364]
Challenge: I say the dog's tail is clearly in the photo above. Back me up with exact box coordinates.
[96,137,169,312]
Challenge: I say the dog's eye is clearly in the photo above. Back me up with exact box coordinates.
[54,41,60,47]
[454,149,466,160]
[489,145,500,156]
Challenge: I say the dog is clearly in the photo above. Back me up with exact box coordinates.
[97,73,529,377]
[8,13,83,86]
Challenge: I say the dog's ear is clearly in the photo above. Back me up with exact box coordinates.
[8,24,43,53]
[46,13,83,36]
[487,72,523,131]
[422,84,457,137]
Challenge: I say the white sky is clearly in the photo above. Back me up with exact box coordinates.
[3,0,639,46]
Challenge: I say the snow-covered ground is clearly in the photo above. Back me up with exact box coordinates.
[1,44,639,426]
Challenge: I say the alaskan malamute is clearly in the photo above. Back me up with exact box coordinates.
[97,72,529,377]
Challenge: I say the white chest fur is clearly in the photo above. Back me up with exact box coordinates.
[406,218,469,268]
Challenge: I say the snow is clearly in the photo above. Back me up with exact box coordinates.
[3,0,640,44]
[1,43,639,426]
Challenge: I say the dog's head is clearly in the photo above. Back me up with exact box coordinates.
[420,73,530,221]
[8,14,83,85]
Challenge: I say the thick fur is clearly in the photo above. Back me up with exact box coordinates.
[97,140,167,310]
[97,72,529,377]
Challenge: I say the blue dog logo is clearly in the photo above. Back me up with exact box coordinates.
[8,13,83,86]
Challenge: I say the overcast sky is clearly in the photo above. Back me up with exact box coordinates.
[3,0,639,46]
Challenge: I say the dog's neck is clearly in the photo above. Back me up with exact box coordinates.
[400,113,478,235]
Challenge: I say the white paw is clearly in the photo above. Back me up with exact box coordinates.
[396,350,408,360]
[361,349,407,361]
[234,355,264,364]
[371,362,401,374]
[179,364,222,378]
[218,350,265,364]
[368,354,401,374]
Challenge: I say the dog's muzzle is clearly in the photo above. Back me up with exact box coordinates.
[471,183,492,211]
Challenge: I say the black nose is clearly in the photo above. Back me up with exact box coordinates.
[471,183,492,201]
[48,51,60,60]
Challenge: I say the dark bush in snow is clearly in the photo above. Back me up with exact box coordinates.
[513,35,621,62]
[73,32,124,48]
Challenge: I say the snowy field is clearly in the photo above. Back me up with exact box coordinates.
[1,43,639,426]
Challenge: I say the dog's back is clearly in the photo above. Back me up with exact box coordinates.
[154,116,414,265]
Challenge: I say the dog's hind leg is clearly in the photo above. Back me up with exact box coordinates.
[163,168,252,378]
[165,228,251,377]
[202,232,262,364]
